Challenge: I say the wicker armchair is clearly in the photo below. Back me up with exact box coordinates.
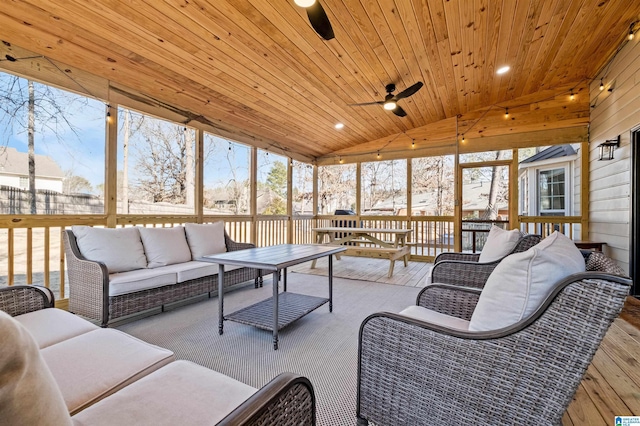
[357,252,631,425]
[430,234,542,289]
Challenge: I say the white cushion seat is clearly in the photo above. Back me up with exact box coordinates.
[72,360,257,426]
[478,226,521,263]
[41,328,175,415]
[399,305,470,331]
[159,261,243,283]
[108,269,177,297]
[138,226,192,268]
[14,309,98,349]
[469,231,586,331]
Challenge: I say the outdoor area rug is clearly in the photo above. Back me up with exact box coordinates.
[117,273,420,425]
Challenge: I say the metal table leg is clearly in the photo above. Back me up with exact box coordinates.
[328,254,333,312]
[273,270,280,350]
[218,264,224,335]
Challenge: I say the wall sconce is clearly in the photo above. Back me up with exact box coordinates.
[598,135,620,161]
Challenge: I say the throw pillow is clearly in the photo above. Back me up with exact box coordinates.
[477,225,521,263]
[184,222,227,260]
[0,310,73,426]
[72,226,147,273]
[469,231,586,331]
[138,226,192,268]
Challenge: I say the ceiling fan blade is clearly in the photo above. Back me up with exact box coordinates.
[306,2,335,40]
[394,81,424,100]
[348,101,385,106]
[392,106,407,117]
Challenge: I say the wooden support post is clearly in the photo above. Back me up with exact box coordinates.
[312,164,318,224]
[356,162,361,216]
[287,158,293,244]
[454,133,462,252]
[105,103,118,228]
[581,140,590,240]
[250,146,258,245]
[510,149,519,230]
[195,129,204,223]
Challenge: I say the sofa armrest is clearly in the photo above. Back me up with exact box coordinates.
[224,232,256,252]
[63,230,110,327]
[416,284,481,320]
[217,372,315,426]
[434,252,480,263]
[430,258,499,288]
[0,285,54,316]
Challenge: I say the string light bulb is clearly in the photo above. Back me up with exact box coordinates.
[339,156,343,164]
[629,24,635,41]
[411,140,415,148]
[461,135,465,142]
[105,104,111,122]
[376,151,381,159]
[599,79,604,91]
[504,108,509,118]
[570,90,575,101]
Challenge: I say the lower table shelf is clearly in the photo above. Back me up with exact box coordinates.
[225,292,329,331]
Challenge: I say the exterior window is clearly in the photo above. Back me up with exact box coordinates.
[538,168,566,215]
[19,176,28,189]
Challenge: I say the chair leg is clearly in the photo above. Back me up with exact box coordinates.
[356,416,369,426]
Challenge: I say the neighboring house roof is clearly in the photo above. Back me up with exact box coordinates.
[0,147,64,179]
[520,144,576,164]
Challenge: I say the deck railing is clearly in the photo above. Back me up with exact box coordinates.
[0,214,583,302]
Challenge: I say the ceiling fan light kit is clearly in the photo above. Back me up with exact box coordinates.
[350,81,424,117]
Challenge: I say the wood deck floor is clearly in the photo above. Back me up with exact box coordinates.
[290,256,640,424]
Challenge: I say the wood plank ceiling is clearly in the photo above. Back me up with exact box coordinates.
[0,0,638,162]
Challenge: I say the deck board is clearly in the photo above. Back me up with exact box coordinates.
[290,256,640,424]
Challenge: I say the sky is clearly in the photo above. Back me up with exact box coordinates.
[0,73,291,194]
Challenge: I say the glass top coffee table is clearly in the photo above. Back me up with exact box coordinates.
[201,244,346,350]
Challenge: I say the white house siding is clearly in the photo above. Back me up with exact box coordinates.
[588,35,640,273]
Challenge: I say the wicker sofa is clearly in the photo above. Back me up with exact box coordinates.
[63,223,261,327]
[357,235,631,425]
[0,285,316,425]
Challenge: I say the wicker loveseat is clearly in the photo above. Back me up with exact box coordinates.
[0,285,315,425]
[357,237,631,425]
[63,223,260,327]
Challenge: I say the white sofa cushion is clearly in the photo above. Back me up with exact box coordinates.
[478,226,521,263]
[138,226,192,268]
[72,360,256,426]
[41,328,175,415]
[399,305,470,331]
[72,226,147,273]
[0,311,73,426]
[469,231,585,331]
[159,261,242,283]
[185,222,227,260]
[15,308,97,349]
[109,269,177,297]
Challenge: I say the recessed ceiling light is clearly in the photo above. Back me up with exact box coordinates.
[335,123,344,129]
[496,66,510,75]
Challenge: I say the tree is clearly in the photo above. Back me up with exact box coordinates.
[318,164,356,214]
[413,156,455,215]
[63,172,92,194]
[0,74,84,213]
[132,121,194,203]
[265,161,287,197]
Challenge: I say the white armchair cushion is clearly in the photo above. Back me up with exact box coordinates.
[477,226,521,263]
[72,226,147,273]
[185,222,227,260]
[469,231,585,331]
[0,311,72,426]
[399,305,470,330]
[138,226,192,268]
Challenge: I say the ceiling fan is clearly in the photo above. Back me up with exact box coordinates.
[350,82,424,117]
[294,0,334,41]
